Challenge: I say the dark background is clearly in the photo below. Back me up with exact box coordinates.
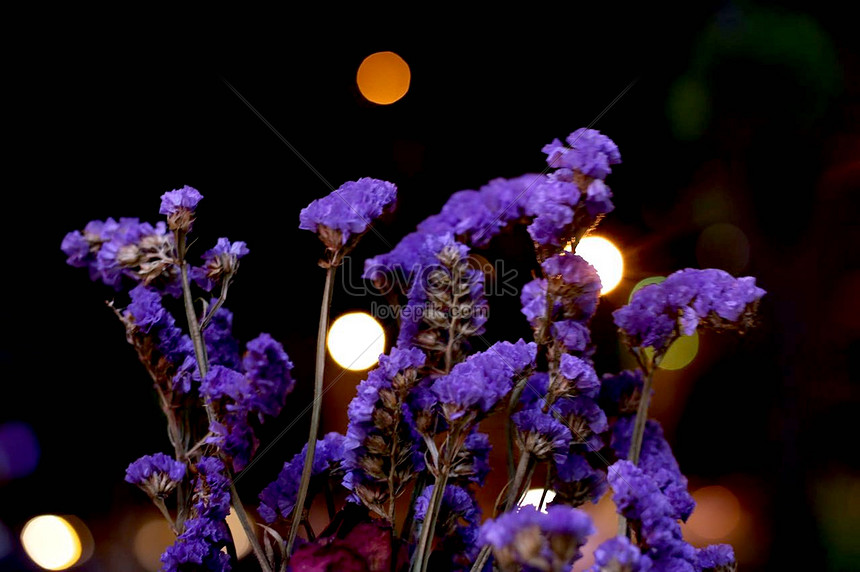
[3,4,859,570]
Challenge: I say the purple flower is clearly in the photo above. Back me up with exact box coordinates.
[553,454,608,506]
[258,433,346,523]
[512,408,571,463]
[159,185,203,232]
[525,178,579,246]
[589,536,653,571]
[200,335,295,472]
[125,453,186,497]
[552,320,592,352]
[598,369,645,416]
[299,177,397,247]
[478,505,594,570]
[613,269,765,353]
[204,306,241,370]
[159,185,203,216]
[551,396,608,448]
[607,461,697,565]
[161,456,232,572]
[431,340,536,421]
[695,544,736,571]
[520,278,549,325]
[557,354,600,399]
[342,347,426,511]
[191,237,249,291]
[611,418,695,521]
[242,333,295,419]
[542,128,622,179]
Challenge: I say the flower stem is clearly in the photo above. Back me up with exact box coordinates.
[618,354,658,537]
[287,263,337,555]
[152,497,177,535]
[627,369,655,465]
[176,230,272,572]
[506,451,532,511]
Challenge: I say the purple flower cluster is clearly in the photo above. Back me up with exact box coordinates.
[161,456,232,572]
[607,460,697,568]
[613,269,766,353]
[200,333,295,471]
[479,505,594,571]
[61,216,179,295]
[258,432,347,523]
[191,238,249,292]
[160,185,203,232]
[695,544,736,571]
[542,128,622,180]
[299,177,397,247]
[416,174,546,247]
[203,306,242,370]
[611,418,695,521]
[588,536,653,571]
[512,408,571,463]
[553,454,608,506]
[521,254,601,356]
[388,233,488,353]
[342,347,426,511]
[125,452,186,498]
[431,339,537,422]
[123,284,197,393]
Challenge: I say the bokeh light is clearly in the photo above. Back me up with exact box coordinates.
[657,330,700,370]
[629,276,666,302]
[327,312,386,370]
[226,509,251,559]
[133,518,174,571]
[356,51,411,105]
[696,222,750,275]
[0,421,40,480]
[518,488,557,513]
[20,515,82,570]
[567,236,624,294]
[685,485,742,540]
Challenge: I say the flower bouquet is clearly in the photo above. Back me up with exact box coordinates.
[62,127,764,571]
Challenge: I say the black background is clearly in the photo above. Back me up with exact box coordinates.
[3,4,859,570]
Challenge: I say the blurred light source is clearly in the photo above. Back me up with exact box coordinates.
[21,515,82,570]
[226,509,251,559]
[657,330,700,370]
[0,420,40,480]
[133,518,174,571]
[356,51,410,104]
[327,312,386,370]
[566,236,624,294]
[686,485,741,540]
[629,276,666,302]
[518,488,557,513]
[696,223,750,275]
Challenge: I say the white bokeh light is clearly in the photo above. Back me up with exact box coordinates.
[568,236,624,294]
[518,488,557,513]
[20,515,81,570]
[327,312,386,370]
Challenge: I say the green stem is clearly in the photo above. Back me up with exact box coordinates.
[470,545,492,572]
[400,471,427,542]
[287,263,337,555]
